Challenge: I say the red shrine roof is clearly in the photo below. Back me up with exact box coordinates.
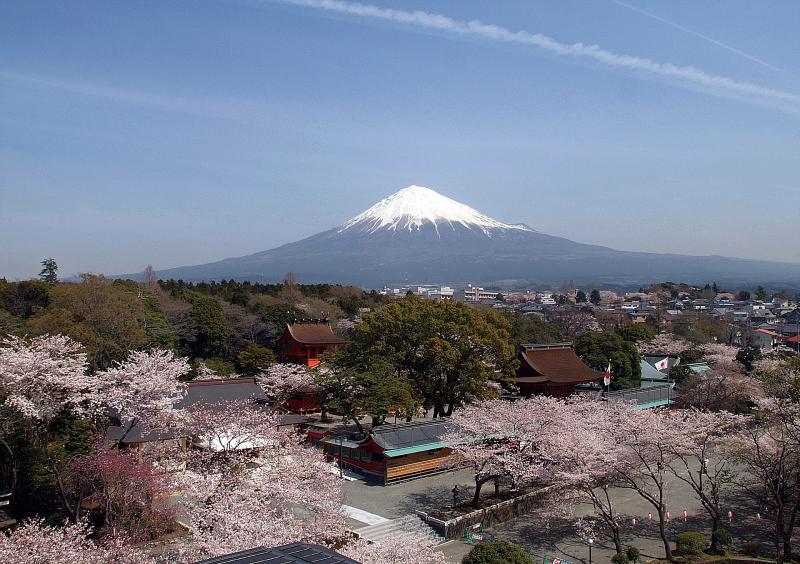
[279,323,345,345]
[517,343,604,384]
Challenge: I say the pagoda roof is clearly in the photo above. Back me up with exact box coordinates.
[517,343,605,384]
[279,323,346,345]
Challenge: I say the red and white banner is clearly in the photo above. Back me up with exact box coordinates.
[654,357,669,371]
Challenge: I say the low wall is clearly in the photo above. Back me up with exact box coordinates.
[416,484,560,540]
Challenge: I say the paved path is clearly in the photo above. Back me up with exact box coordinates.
[341,505,390,526]
[340,465,775,563]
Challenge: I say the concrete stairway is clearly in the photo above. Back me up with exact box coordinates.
[353,514,445,546]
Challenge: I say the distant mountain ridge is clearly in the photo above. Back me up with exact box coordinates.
[136,186,800,289]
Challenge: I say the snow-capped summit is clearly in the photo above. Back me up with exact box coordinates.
[339,185,533,236]
[141,184,800,289]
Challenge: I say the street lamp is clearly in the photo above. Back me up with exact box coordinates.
[588,538,593,564]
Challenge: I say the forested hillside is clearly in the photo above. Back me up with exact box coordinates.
[0,273,389,375]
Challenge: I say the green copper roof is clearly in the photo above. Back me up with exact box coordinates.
[384,440,450,457]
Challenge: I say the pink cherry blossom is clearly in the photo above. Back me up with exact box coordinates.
[0,518,150,564]
[0,334,98,422]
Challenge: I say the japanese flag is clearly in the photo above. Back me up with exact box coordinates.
[603,362,612,387]
[654,357,669,371]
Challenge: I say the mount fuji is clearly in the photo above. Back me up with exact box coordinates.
[145,186,800,288]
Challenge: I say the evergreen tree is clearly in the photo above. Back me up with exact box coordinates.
[38,258,58,284]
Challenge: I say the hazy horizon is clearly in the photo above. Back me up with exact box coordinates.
[3,1,800,280]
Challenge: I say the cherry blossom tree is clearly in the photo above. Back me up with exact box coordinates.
[666,410,742,550]
[70,447,177,542]
[446,397,563,507]
[603,406,684,561]
[0,334,101,521]
[0,518,150,564]
[754,356,800,400]
[341,533,446,564]
[679,344,762,411]
[551,398,632,554]
[180,398,285,469]
[175,400,346,559]
[637,333,691,356]
[257,362,317,403]
[727,398,800,563]
[180,439,346,559]
[98,349,190,445]
[0,334,97,422]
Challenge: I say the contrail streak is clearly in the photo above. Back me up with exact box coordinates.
[608,0,780,72]
[269,0,800,114]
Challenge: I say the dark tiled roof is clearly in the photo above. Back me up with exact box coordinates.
[369,420,449,451]
[177,378,268,408]
[280,324,345,345]
[108,378,279,445]
[518,343,605,384]
[195,543,359,564]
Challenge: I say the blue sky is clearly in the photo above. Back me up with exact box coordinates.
[2,0,799,280]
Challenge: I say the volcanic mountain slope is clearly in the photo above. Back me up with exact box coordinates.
[148,185,800,288]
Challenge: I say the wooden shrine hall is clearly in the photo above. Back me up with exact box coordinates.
[515,343,605,398]
[315,420,459,484]
[277,322,345,367]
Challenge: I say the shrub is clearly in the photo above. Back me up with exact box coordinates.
[741,541,763,557]
[712,528,733,548]
[462,540,533,564]
[676,531,707,555]
[626,546,641,563]
[611,554,629,564]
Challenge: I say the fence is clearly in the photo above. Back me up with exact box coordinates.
[606,383,673,407]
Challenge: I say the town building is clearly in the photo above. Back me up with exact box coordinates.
[464,285,501,302]
[277,322,345,367]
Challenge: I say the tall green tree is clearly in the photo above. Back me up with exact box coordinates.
[618,324,655,343]
[184,293,228,359]
[503,311,563,348]
[336,296,517,417]
[38,258,58,285]
[576,290,587,303]
[575,332,641,390]
[236,343,276,375]
[590,289,602,305]
[315,360,415,432]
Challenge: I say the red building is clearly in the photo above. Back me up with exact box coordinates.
[516,343,604,397]
[277,323,345,367]
[311,420,459,484]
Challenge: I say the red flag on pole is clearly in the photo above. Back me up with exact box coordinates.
[603,362,612,388]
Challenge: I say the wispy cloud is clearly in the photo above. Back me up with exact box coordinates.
[0,70,242,118]
[608,0,780,72]
[272,0,800,114]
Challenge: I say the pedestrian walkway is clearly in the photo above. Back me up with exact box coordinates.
[341,505,390,526]
[353,514,445,546]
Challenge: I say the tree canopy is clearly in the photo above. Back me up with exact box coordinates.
[335,296,517,417]
[575,331,641,390]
